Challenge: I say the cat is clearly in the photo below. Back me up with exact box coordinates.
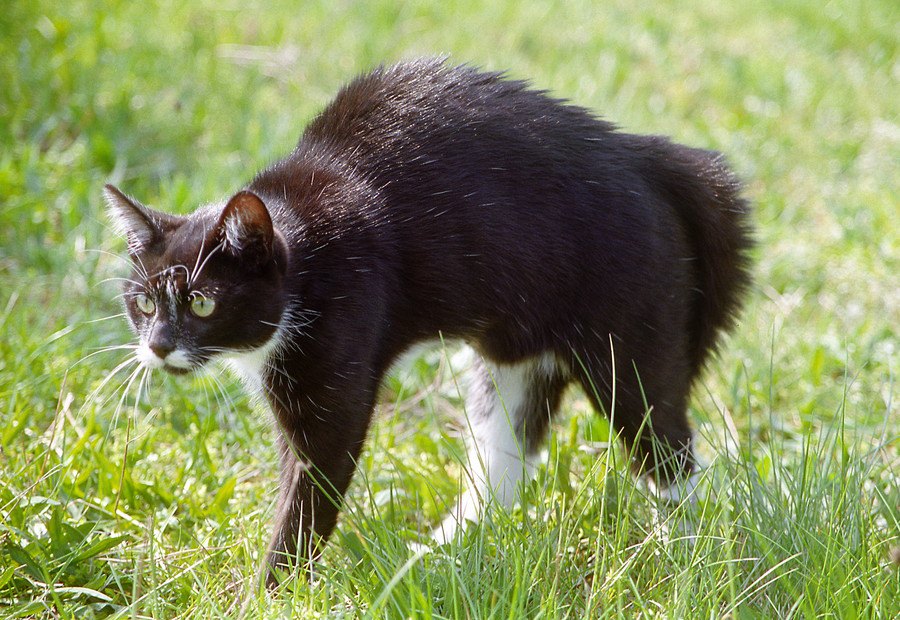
[105,58,752,587]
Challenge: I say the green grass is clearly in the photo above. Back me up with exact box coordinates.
[1,0,898,617]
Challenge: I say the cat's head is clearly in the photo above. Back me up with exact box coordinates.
[105,184,289,374]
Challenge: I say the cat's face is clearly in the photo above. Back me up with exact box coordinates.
[105,185,289,374]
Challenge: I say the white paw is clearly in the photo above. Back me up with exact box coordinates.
[407,539,434,555]
[648,470,703,545]
[431,504,481,546]
[648,470,701,504]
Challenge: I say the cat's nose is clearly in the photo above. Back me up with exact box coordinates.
[148,322,176,360]
[149,341,175,360]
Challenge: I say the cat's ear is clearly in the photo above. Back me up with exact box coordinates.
[216,190,277,259]
[104,184,176,253]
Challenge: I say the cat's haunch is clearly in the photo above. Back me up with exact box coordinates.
[107,58,752,588]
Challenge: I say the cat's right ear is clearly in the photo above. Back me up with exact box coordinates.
[104,184,174,254]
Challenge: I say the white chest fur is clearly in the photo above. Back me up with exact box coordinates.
[223,332,282,394]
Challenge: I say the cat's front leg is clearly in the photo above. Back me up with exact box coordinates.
[262,387,373,588]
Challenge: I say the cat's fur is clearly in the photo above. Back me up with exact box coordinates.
[106,58,752,587]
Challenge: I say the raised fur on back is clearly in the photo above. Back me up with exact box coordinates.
[108,58,752,587]
[633,140,752,371]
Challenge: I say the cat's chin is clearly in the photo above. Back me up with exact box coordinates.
[162,365,196,376]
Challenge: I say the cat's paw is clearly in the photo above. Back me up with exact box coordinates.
[429,489,484,546]
[407,539,435,555]
[429,512,474,547]
[648,470,704,545]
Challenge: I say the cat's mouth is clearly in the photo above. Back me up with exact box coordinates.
[141,359,199,376]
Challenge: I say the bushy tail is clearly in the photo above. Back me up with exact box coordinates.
[643,139,754,372]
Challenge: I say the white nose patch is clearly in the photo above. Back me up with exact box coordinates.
[136,343,194,370]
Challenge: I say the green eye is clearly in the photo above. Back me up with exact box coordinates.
[190,293,216,318]
[135,293,156,315]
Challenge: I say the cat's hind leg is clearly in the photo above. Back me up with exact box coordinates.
[432,351,568,545]
[575,350,704,543]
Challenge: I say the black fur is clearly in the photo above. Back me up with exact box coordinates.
[108,58,752,587]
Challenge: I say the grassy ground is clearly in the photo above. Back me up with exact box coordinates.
[1,0,897,617]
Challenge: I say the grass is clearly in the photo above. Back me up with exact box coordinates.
[1,0,897,617]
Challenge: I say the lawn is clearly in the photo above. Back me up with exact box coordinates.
[0,0,897,617]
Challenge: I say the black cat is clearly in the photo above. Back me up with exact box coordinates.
[105,58,752,587]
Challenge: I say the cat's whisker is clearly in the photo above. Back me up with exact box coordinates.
[197,373,216,423]
[190,240,225,287]
[88,343,138,353]
[111,362,151,514]
[169,264,192,281]
[146,267,170,281]
[89,247,152,282]
[81,356,142,435]
[114,360,148,423]
[203,370,241,424]
[114,290,147,302]
[131,251,151,282]
[190,361,239,427]
[82,313,129,325]
[105,371,134,437]
[85,356,141,406]
[135,369,161,429]
[85,248,128,261]
[133,365,152,418]
[85,248,148,276]
[72,344,138,368]
[98,276,146,288]
[188,235,207,288]
[115,366,146,432]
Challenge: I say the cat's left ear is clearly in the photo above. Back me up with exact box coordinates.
[216,191,284,265]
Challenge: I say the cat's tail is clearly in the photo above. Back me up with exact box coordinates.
[643,140,754,373]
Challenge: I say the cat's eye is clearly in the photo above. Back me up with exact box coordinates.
[190,294,216,318]
[135,293,156,315]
